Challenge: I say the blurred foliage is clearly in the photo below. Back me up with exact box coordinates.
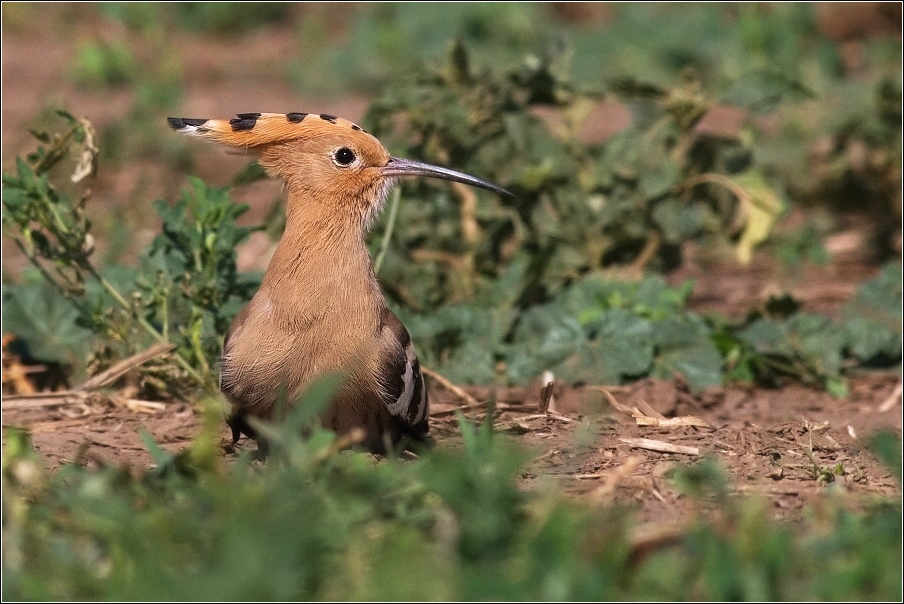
[70,40,138,87]
[2,9,902,594]
[9,3,893,266]
[289,3,547,96]
[288,4,838,99]
[2,112,261,394]
[2,5,901,395]
[400,266,902,393]
[771,217,833,268]
[96,2,291,36]
[842,262,904,365]
[64,3,185,168]
[3,399,901,600]
[365,41,787,311]
[166,2,291,35]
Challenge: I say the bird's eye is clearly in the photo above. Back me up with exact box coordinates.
[333,147,356,166]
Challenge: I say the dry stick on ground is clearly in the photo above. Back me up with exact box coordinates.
[520,412,575,424]
[635,416,714,429]
[588,455,643,497]
[619,438,700,456]
[423,367,580,424]
[878,381,903,413]
[593,386,636,415]
[496,413,576,432]
[109,396,167,413]
[539,379,555,414]
[2,391,93,410]
[77,341,176,391]
[594,385,713,429]
[2,391,165,414]
[3,343,176,413]
[431,401,539,419]
[422,366,480,409]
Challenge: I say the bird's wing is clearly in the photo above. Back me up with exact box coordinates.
[376,308,429,437]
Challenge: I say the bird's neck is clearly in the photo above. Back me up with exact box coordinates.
[259,190,383,320]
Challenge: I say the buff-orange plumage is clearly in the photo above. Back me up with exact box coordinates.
[169,111,511,455]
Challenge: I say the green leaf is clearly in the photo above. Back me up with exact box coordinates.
[140,428,174,467]
[638,152,681,199]
[823,375,849,399]
[652,198,707,243]
[870,431,903,484]
[652,316,723,391]
[1,280,94,366]
[578,308,654,383]
[842,263,902,362]
[737,318,789,356]
[786,313,846,377]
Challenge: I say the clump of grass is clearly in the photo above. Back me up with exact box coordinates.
[2,111,261,397]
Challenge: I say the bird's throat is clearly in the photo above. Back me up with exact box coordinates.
[260,192,384,331]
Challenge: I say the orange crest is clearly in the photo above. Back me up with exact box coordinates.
[167,112,372,148]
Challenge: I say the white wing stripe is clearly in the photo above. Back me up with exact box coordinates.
[386,359,415,417]
[413,374,427,424]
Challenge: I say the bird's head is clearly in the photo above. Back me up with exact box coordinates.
[168,112,511,227]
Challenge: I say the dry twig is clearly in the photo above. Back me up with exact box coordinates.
[619,438,700,456]
[591,455,643,501]
[635,416,713,429]
[3,390,165,415]
[422,366,480,408]
[595,386,635,415]
[2,391,94,410]
[878,381,903,413]
[518,412,576,424]
[596,386,712,430]
[539,379,555,414]
[77,341,175,391]
[109,396,167,413]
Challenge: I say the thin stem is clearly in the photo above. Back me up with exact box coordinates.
[10,239,219,388]
[33,124,81,175]
[86,266,209,388]
[12,238,89,312]
[683,173,749,206]
[374,187,402,276]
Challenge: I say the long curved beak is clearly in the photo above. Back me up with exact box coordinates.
[382,157,513,197]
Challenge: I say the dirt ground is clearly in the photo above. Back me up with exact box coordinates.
[2,5,901,526]
[3,365,901,525]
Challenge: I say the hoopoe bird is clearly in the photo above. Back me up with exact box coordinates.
[168,112,511,454]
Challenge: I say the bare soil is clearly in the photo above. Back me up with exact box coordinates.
[2,6,901,526]
[3,369,901,524]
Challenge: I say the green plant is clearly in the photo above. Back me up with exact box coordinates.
[364,41,791,315]
[171,2,291,35]
[2,111,261,396]
[70,40,138,87]
[65,5,185,170]
[3,408,900,600]
[400,266,902,392]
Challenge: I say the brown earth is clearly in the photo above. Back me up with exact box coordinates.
[1,5,901,526]
[2,368,901,525]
